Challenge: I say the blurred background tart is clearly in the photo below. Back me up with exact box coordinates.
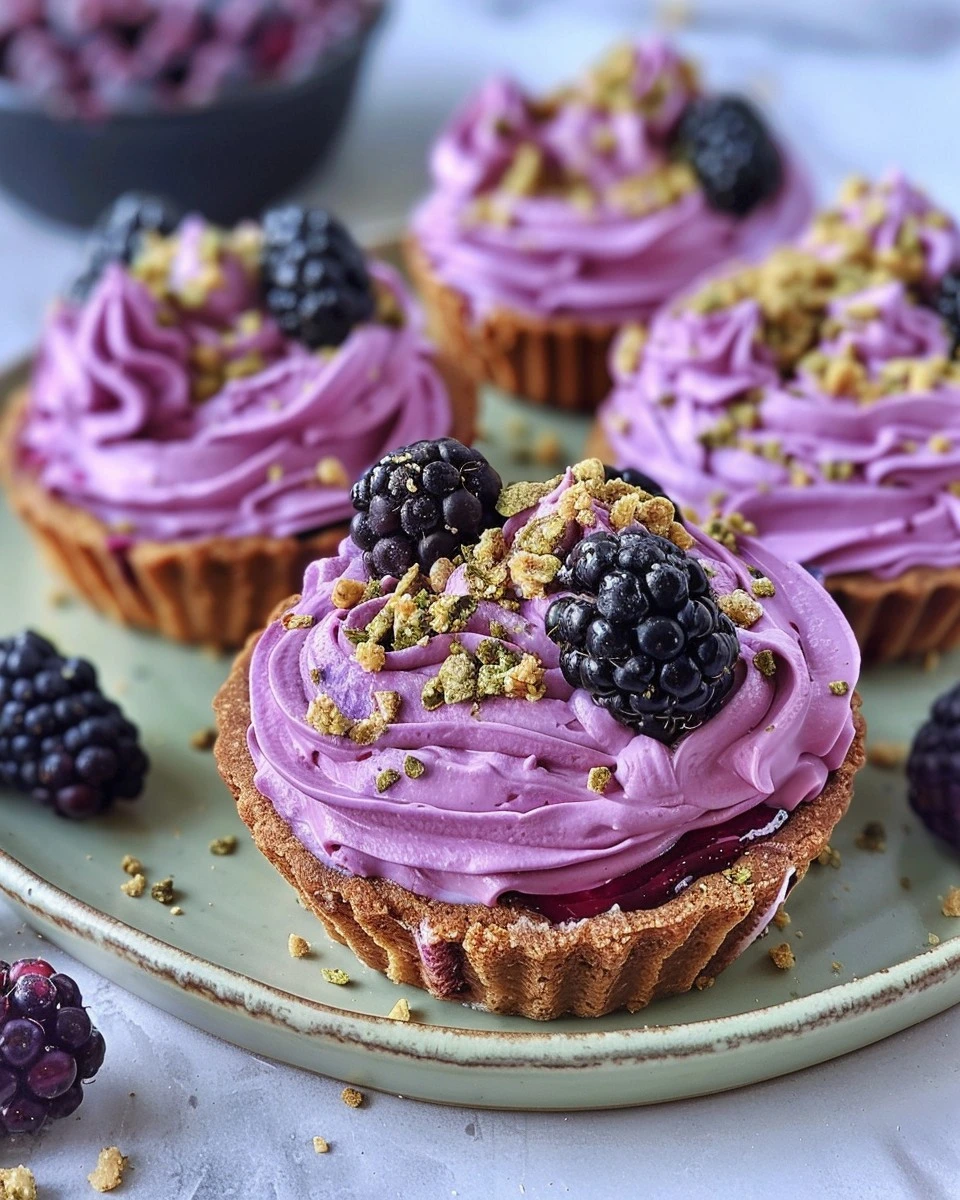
[405,37,811,414]
[215,452,863,1019]
[0,194,474,648]
[593,173,960,664]
[0,0,385,225]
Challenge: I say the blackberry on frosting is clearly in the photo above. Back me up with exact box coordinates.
[71,192,183,301]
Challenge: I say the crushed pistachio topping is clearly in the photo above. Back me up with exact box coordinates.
[752,649,777,677]
[421,638,546,710]
[209,835,237,856]
[120,873,145,898]
[281,611,315,631]
[376,768,401,794]
[701,511,757,553]
[374,691,401,722]
[315,457,349,487]
[403,755,425,779]
[355,641,386,673]
[768,942,795,970]
[288,934,310,959]
[749,576,776,598]
[322,968,351,987]
[828,680,850,696]
[150,877,175,905]
[587,766,612,794]
[855,821,887,853]
[717,589,763,628]
[332,578,366,610]
[307,694,354,738]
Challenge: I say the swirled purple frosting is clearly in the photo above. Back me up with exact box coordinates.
[248,469,858,907]
[410,39,812,326]
[18,218,455,542]
[600,173,960,579]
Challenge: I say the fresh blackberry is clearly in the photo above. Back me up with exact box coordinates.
[350,439,503,579]
[0,631,148,819]
[931,270,960,353]
[672,95,783,217]
[906,681,960,852]
[546,530,740,744]
[0,956,104,1135]
[260,205,374,348]
[70,192,182,301]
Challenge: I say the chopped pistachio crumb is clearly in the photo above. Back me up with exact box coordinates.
[587,766,612,794]
[312,1136,330,1154]
[867,741,907,769]
[121,854,143,876]
[209,836,237,857]
[306,694,354,738]
[723,865,752,885]
[942,886,960,918]
[281,611,315,631]
[753,649,777,677]
[855,821,887,853]
[189,727,217,751]
[693,974,715,991]
[831,960,844,974]
[331,578,366,610]
[348,713,387,747]
[373,691,401,722]
[88,1146,128,1193]
[403,755,425,779]
[288,934,310,959]
[768,942,795,970]
[749,576,776,598]
[387,997,412,1022]
[828,680,849,696]
[0,1165,36,1200]
[376,769,401,794]
[489,620,508,640]
[341,1086,364,1108]
[496,477,561,518]
[717,589,763,628]
[323,968,350,987]
[150,877,175,905]
[773,905,791,930]
[121,873,146,898]
[355,641,386,673]
[817,846,842,869]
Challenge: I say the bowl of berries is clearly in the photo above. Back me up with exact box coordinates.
[0,1,385,227]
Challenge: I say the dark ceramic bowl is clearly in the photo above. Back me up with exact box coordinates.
[0,8,384,228]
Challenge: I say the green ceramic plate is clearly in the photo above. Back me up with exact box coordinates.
[1,357,959,1111]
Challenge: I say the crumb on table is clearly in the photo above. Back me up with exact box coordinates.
[88,1146,128,1193]
[768,942,795,970]
[341,1087,364,1109]
[0,1165,37,1200]
[288,934,310,959]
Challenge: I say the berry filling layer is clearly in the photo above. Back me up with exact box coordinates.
[248,457,859,912]
[601,173,960,579]
[410,38,811,326]
[17,198,455,543]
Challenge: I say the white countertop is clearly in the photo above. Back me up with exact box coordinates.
[0,1,959,1196]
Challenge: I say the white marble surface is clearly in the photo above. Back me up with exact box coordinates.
[1,0,960,1196]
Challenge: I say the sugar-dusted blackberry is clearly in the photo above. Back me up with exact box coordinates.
[261,205,374,348]
[0,631,148,819]
[70,192,182,301]
[906,680,960,852]
[0,956,105,1135]
[672,95,783,217]
[931,270,960,353]
[547,530,739,744]
[350,439,503,578]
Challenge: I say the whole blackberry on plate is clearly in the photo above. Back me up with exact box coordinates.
[672,95,783,217]
[0,956,105,1135]
[350,439,503,579]
[906,681,960,852]
[0,631,148,819]
[931,270,960,353]
[546,530,740,744]
[71,192,182,301]
[261,205,375,348]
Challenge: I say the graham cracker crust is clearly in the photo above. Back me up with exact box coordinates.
[214,623,866,1020]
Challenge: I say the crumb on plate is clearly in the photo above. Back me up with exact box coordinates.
[88,1146,127,1193]
[341,1087,364,1109]
[768,942,795,970]
[288,934,310,959]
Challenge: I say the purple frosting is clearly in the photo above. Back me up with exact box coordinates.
[600,173,960,579]
[248,469,859,907]
[19,219,455,542]
[411,39,812,326]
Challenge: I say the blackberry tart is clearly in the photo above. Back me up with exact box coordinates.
[215,453,864,1019]
[405,38,810,412]
[0,196,474,648]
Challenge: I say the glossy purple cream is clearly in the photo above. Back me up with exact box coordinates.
[18,219,455,542]
[600,173,960,579]
[248,469,859,911]
[411,39,811,327]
